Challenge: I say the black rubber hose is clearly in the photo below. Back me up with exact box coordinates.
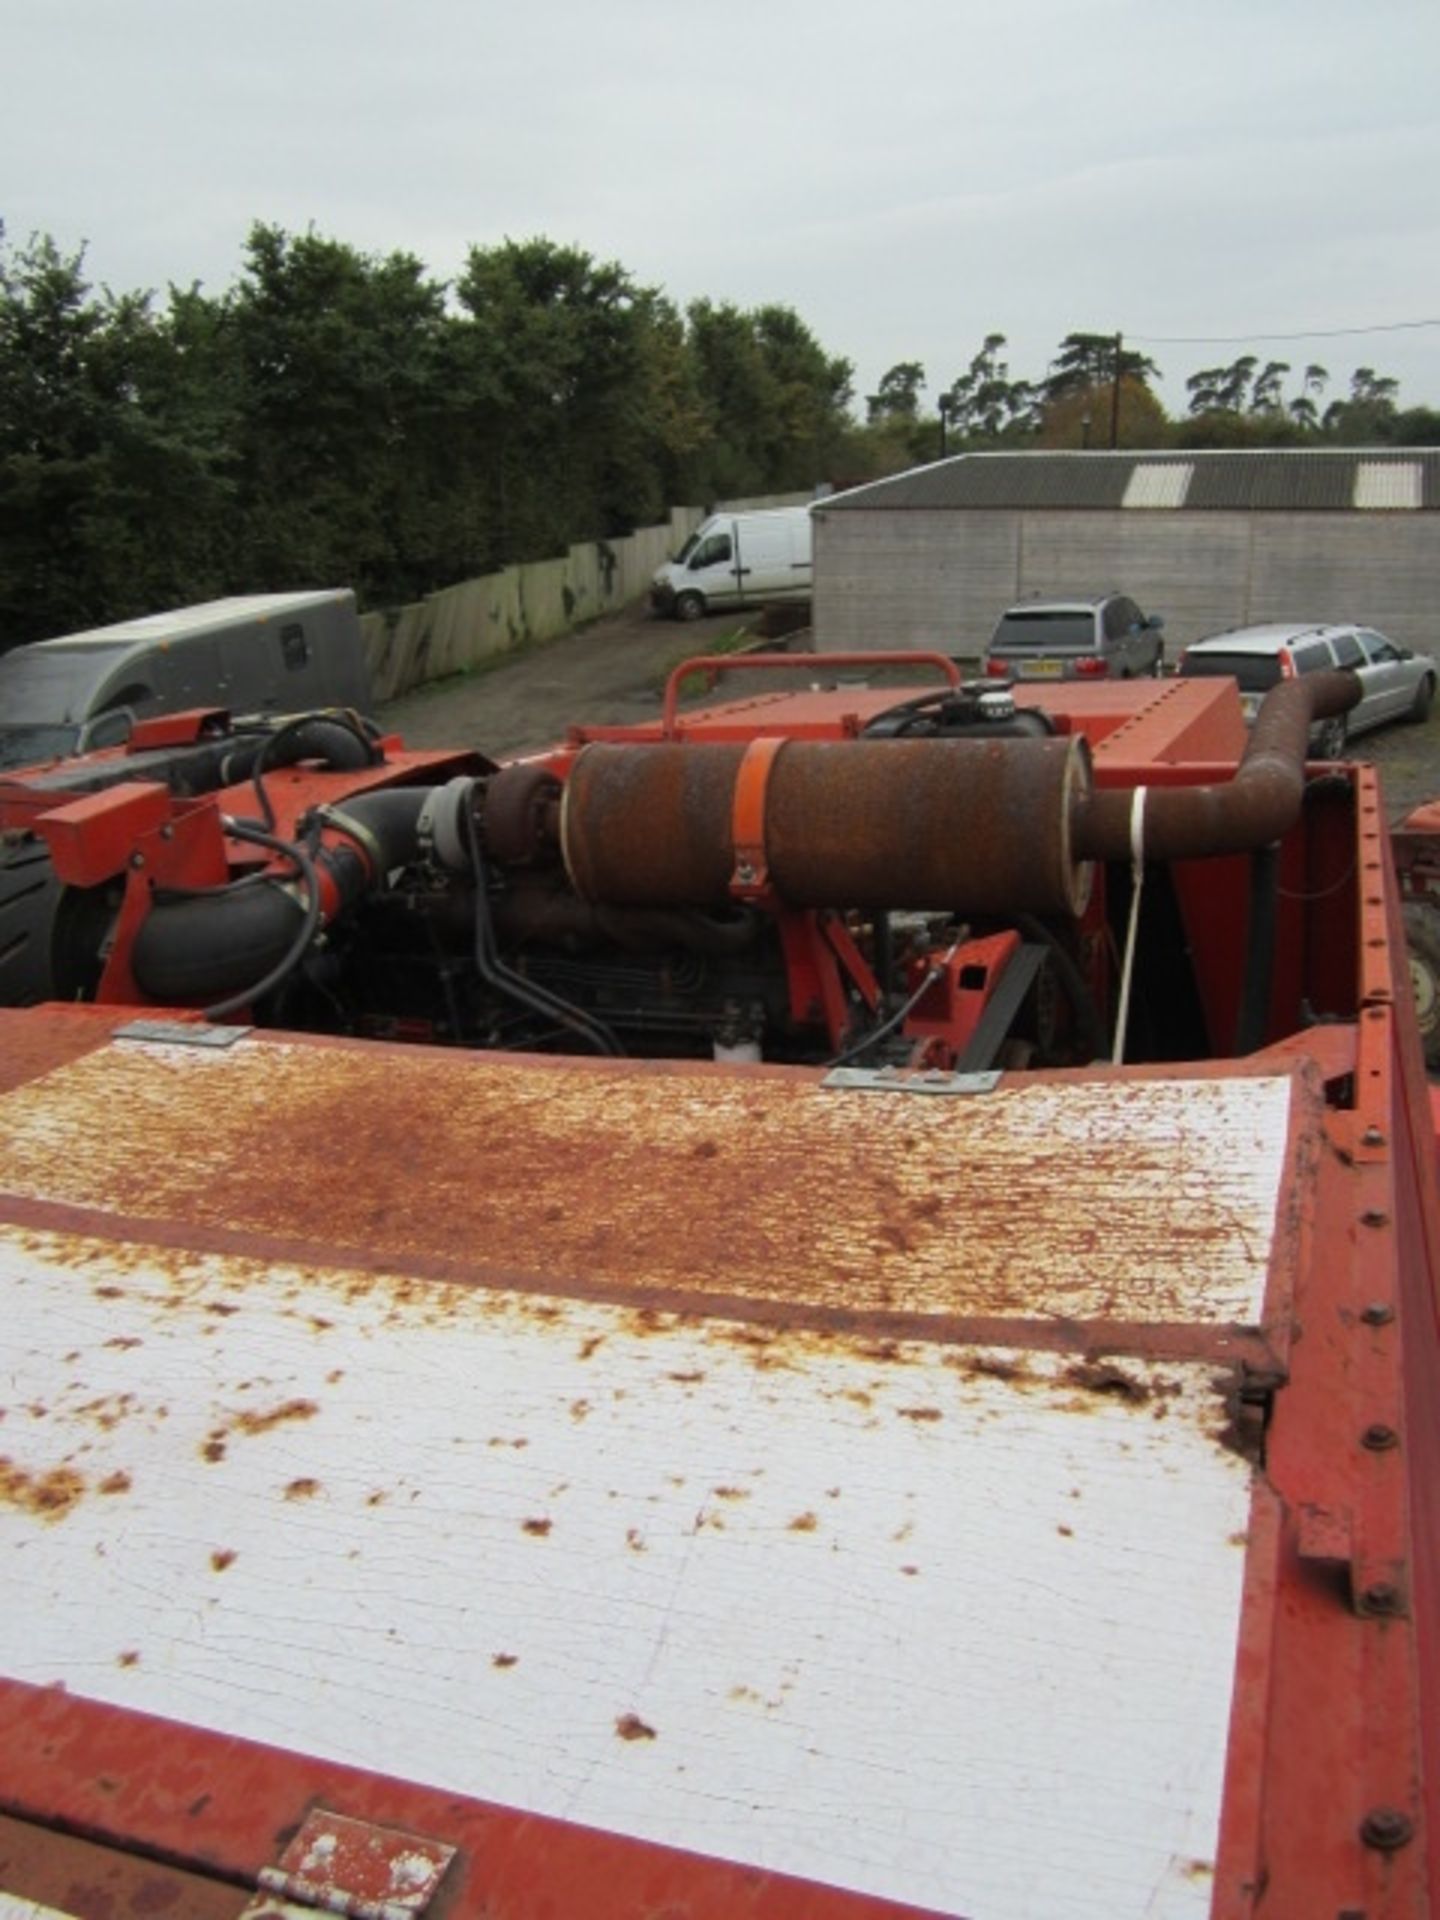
[226,713,380,830]
[468,820,622,1057]
[132,825,320,1009]
[1233,843,1280,1055]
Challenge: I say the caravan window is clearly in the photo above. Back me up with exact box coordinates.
[690,533,733,569]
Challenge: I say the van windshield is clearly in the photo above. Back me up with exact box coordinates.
[674,533,699,564]
[991,611,1095,649]
[0,643,136,724]
[0,723,79,769]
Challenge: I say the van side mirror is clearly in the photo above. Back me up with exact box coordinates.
[76,707,136,753]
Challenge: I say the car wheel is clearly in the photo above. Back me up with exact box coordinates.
[674,591,706,623]
[1313,715,1347,760]
[1409,675,1435,723]
[1404,903,1440,1069]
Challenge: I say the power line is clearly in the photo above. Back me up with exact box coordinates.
[1131,318,1440,346]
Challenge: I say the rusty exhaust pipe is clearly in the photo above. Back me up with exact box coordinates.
[1072,669,1361,864]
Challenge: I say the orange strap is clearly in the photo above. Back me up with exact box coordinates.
[730,736,788,902]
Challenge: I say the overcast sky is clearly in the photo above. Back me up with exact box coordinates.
[5,0,1439,419]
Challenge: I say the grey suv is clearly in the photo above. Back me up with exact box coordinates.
[1177,622,1436,757]
[982,595,1166,682]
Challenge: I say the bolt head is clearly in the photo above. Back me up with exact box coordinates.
[1361,1301,1395,1326]
[1361,1125,1385,1147]
[1362,1422,1399,1452]
[1360,1806,1415,1851]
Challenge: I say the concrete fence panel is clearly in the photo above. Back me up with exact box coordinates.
[361,494,806,701]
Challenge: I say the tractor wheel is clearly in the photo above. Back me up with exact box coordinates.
[1410,674,1435,723]
[674,591,706,622]
[1403,903,1440,1069]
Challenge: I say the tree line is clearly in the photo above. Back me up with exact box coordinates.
[861,330,1439,467]
[1,223,1434,649]
[0,223,853,647]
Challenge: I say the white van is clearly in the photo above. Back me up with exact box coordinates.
[651,507,812,621]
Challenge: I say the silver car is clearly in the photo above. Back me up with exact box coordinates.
[1177,622,1436,756]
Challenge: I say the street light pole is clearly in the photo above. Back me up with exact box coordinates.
[1109,331,1123,449]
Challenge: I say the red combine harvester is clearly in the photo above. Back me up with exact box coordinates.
[0,656,1435,1918]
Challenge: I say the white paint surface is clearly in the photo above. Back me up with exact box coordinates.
[0,1224,1252,1919]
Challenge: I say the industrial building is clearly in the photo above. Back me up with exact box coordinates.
[812,448,1440,659]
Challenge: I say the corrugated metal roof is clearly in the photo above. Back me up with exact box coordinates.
[821,449,1440,512]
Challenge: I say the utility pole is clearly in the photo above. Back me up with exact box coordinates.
[1109,331,1123,449]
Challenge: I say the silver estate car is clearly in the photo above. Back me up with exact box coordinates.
[1177,622,1436,757]
[982,595,1166,682]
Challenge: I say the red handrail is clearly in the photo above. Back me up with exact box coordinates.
[661,650,962,736]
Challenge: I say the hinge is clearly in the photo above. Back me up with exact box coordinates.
[114,1018,251,1048]
[239,1809,456,1919]
[822,1066,1002,1096]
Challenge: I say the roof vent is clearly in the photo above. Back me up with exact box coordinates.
[1355,461,1421,509]
[1122,464,1193,509]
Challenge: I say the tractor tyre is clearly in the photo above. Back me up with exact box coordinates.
[674,591,706,623]
[0,839,64,1007]
[1403,902,1440,1069]
[0,838,112,1009]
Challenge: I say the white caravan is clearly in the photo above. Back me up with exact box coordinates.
[651,506,812,620]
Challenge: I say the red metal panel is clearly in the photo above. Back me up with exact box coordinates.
[33,783,173,888]
[0,1682,942,1919]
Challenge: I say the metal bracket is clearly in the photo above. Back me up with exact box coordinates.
[113,1019,251,1049]
[822,1066,1002,1095]
[239,1808,456,1919]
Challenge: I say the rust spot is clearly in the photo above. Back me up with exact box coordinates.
[542,1204,564,1222]
[570,1398,591,1422]
[1057,1524,1074,1538]
[201,1436,227,1464]
[309,1316,333,1333]
[789,1511,818,1533]
[522,1517,553,1537]
[898,1406,942,1422]
[900,1564,919,1576]
[615,1713,657,1742]
[1062,1361,1149,1403]
[874,1222,913,1254]
[366,1490,388,1506]
[206,1300,240,1317]
[285,1477,321,1501]
[326,1368,344,1384]
[1229,1530,1249,1547]
[94,1285,123,1299]
[232,1398,318,1437]
[578,1336,605,1360]
[729,1684,762,1704]
[492,1652,519,1669]
[1182,1860,1215,1882]
[0,1456,86,1521]
[99,1470,132,1496]
[625,1528,646,1552]
[668,1370,705,1385]
[692,1139,719,1159]
[712,1485,749,1501]
[103,1336,143,1351]
[210,1549,236,1572]
[117,1649,140,1667]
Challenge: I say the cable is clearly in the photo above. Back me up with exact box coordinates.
[467,818,623,1057]
[826,942,959,1068]
[1131,318,1440,346]
[202,821,323,1022]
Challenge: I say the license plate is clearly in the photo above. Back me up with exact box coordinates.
[1016,659,1064,679]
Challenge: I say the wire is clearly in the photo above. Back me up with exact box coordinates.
[826,943,959,1068]
[202,821,323,1022]
[1131,319,1440,346]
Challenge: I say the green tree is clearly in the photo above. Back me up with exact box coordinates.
[866,361,926,422]
[1045,333,1158,401]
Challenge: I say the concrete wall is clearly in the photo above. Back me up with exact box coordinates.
[361,495,812,702]
[812,507,1440,662]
